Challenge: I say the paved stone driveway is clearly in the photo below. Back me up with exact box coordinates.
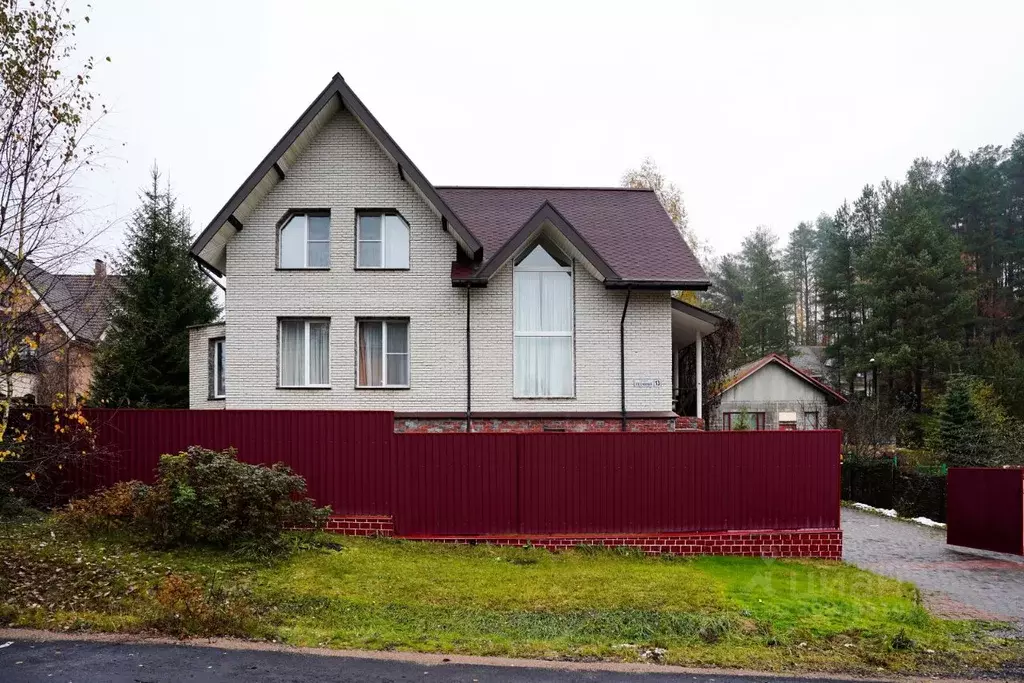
[842,506,1024,624]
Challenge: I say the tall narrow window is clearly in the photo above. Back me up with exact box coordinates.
[357,319,410,387]
[279,212,330,268]
[279,319,330,387]
[209,338,225,399]
[514,240,573,397]
[357,212,409,268]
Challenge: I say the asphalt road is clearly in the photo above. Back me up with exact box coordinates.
[0,638,890,683]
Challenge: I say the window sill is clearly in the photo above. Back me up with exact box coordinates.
[513,395,577,400]
[207,396,225,402]
[275,267,331,272]
[354,266,411,271]
[355,385,411,390]
[276,385,333,390]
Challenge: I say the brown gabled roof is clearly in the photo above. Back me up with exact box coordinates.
[439,186,709,288]
[1,251,119,343]
[713,353,847,405]
[189,74,710,289]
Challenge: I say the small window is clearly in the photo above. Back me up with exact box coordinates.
[279,319,330,387]
[724,412,765,430]
[357,319,409,387]
[210,338,225,399]
[279,212,330,268]
[804,411,819,429]
[357,212,409,269]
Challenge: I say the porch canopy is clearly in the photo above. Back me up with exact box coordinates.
[671,299,725,419]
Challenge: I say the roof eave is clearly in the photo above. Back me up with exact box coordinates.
[605,280,711,291]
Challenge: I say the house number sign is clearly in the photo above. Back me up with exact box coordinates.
[632,378,662,389]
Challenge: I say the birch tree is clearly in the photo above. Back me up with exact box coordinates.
[0,0,107,446]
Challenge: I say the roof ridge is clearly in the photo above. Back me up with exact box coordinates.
[435,185,654,192]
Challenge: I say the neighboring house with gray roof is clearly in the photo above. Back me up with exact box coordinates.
[0,252,119,403]
[709,353,847,431]
[187,73,720,432]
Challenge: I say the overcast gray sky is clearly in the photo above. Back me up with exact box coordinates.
[74,0,1024,267]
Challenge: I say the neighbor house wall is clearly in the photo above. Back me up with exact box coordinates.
[188,322,226,409]
[206,108,675,416]
[711,362,829,430]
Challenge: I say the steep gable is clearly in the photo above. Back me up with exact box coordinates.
[191,74,479,276]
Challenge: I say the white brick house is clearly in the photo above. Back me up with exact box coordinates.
[189,74,719,432]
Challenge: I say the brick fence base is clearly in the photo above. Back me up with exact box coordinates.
[322,516,841,559]
[394,416,705,433]
[323,515,395,536]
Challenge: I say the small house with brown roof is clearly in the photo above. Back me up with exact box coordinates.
[0,253,119,403]
[710,353,847,431]
[187,74,719,432]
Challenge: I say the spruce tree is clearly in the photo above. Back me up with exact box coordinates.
[938,376,993,467]
[91,167,220,407]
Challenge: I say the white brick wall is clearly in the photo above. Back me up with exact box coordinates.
[192,109,673,414]
[188,322,226,409]
[471,262,671,412]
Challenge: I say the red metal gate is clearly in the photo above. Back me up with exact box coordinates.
[946,467,1024,555]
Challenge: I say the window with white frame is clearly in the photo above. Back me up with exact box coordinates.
[209,338,225,399]
[279,319,330,387]
[357,319,409,387]
[279,212,330,268]
[514,240,573,397]
[356,212,410,268]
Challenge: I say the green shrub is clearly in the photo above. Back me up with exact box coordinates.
[59,446,330,552]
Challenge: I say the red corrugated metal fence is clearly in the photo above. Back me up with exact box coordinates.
[394,431,841,536]
[946,467,1024,555]
[66,410,841,536]
[71,409,394,515]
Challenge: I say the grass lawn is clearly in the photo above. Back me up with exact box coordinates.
[1,517,1021,676]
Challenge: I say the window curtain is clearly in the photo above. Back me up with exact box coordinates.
[308,321,330,385]
[359,321,383,386]
[514,265,572,397]
[385,320,409,385]
[215,341,226,396]
[280,320,305,385]
[383,215,409,268]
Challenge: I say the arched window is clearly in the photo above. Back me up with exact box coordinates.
[513,239,573,397]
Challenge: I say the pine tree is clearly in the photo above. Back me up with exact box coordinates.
[862,160,972,412]
[815,207,859,390]
[91,167,220,407]
[737,227,791,360]
[707,253,746,323]
[784,221,817,345]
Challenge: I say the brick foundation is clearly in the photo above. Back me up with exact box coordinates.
[322,516,841,559]
[323,515,394,536]
[394,416,705,433]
